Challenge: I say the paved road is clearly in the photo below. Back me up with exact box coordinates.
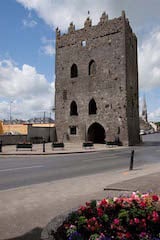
[0,134,160,190]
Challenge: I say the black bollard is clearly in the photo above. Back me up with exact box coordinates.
[43,139,45,152]
[129,150,134,170]
[0,140,2,152]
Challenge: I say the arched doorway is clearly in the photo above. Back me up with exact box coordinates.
[87,122,106,143]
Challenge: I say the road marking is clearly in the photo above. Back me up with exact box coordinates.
[0,165,44,172]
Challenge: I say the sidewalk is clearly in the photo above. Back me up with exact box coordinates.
[0,142,124,155]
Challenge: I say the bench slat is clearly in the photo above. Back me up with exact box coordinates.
[16,143,32,151]
[83,142,94,148]
[52,142,64,149]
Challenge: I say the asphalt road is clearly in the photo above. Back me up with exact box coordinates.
[0,133,160,190]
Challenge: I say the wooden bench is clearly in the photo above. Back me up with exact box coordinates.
[52,142,64,150]
[83,142,94,149]
[106,141,118,147]
[16,143,32,151]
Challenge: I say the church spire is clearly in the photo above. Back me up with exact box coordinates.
[142,95,148,122]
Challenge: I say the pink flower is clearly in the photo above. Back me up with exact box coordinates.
[129,219,134,225]
[113,218,120,225]
[139,232,148,238]
[141,218,147,228]
[134,218,140,224]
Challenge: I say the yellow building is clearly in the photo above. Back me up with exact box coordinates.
[0,122,55,135]
[2,124,28,134]
[0,121,4,134]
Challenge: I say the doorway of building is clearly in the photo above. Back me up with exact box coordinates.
[87,122,106,143]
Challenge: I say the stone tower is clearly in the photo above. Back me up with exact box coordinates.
[55,11,140,146]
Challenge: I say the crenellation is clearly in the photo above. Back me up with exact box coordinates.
[56,27,61,38]
[84,17,92,28]
[99,12,108,24]
[121,10,126,19]
[56,16,125,49]
[68,22,75,34]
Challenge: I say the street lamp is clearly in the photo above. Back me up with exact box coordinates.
[9,100,13,125]
[48,112,51,142]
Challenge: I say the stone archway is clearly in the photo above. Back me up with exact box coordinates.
[87,122,106,143]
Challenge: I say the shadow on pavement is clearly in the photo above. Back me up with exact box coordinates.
[142,141,160,146]
[5,227,42,240]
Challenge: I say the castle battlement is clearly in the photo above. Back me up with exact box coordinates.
[55,11,136,51]
[56,11,127,39]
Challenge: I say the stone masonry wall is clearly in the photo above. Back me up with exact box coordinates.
[125,20,140,145]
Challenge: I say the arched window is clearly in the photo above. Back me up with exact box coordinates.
[70,101,78,116]
[71,64,78,78]
[89,98,97,115]
[89,60,96,76]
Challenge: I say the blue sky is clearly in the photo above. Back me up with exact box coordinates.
[0,1,54,82]
[0,0,160,121]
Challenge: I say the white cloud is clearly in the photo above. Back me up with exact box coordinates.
[0,59,55,120]
[22,19,37,28]
[138,28,160,91]
[42,45,55,56]
[16,0,160,32]
[149,108,160,122]
[15,0,120,31]
[40,37,55,56]
[22,11,37,28]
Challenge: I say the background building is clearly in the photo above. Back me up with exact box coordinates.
[141,95,148,122]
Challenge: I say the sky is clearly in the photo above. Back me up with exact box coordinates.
[0,0,160,121]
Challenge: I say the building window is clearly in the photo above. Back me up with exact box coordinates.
[89,60,96,76]
[71,64,78,78]
[70,101,78,116]
[70,126,76,135]
[89,98,97,115]
[81,40,86,47]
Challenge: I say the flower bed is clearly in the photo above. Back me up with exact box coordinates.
[55,192,160,240]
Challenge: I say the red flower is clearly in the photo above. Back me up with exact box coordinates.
[100,198,108,206]
[152,211,159,222]
[97,208,104,216]
[139,201,147,208]
[141,218,147,228]
[87,217,101,232]
[125,232,132,238]
[152,195,159,201]
[79,206,86,211]
[86,201,90,206]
